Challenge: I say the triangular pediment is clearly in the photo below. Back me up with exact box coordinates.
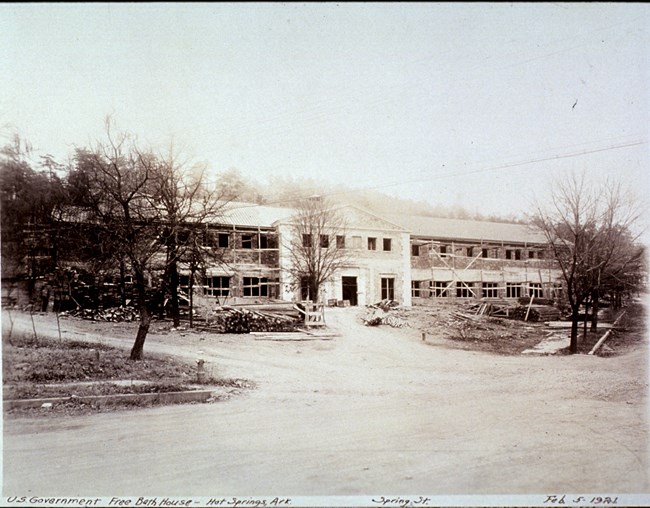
[270,203,406,232]
[331,205,407,232]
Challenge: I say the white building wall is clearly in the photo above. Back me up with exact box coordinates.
[274,218,411,306]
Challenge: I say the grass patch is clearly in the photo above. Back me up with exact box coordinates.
[4,334,189,383]
[3,332,253,415]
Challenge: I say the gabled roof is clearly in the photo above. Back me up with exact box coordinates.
[217,202,293,228]
[271,203,406,232]
[385,214,548,245]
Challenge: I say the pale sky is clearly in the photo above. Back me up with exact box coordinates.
[2,3,649,219]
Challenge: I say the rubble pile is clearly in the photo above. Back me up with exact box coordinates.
[362,300,410,328]
[451,300,561,323]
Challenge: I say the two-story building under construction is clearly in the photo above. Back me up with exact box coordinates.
[185,202,562,307]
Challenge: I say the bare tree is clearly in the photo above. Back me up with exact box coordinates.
[149,143,228,327]
[70,121,163,360]
[531,173,644,353]
[284,197,350,303]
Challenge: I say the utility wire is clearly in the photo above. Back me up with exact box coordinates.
[225,138,647,211]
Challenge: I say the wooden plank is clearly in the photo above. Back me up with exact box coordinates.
[588,311,626,355]
[252,333,334,341]
[546,321,613,329]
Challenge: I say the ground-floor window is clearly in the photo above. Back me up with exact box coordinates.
[243,277,269,297]
[179,274,192,294]
[381,277,395,300]
[431,281,450,298]
[549,283,562,299]
[456,282,475,298]
[204,276,230,297]
[528,283,544,298]
[411,280,423,298]
[506,283,522,298]
[482,282,499,298]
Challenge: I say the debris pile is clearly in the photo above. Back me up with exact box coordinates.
[204,306,300,334]
[59,306,139,322]
[450,301,560,323]
[451,302,495,321]
[373,299,401,312]
[362,300,410,328]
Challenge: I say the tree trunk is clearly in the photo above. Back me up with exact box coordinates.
[590,290,600,332]
[188,268,195,329]
[582,297,589,343]
[130,309,151,360]
[157,282,167,320]
[310,280,320,303]
[570,305,580,354]
[119,258,127,307]
[170,257,180,327]
[129,268,150,361]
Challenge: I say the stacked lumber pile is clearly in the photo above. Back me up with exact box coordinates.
[224,302,300,319]
[205,306,300,334]
[59,306,139,322]
[510,305,561,322]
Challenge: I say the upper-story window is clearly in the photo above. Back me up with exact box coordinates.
[200,231,214,248]
[466,246,474,257]
[259,234,277,249]
[320,235,329,248]
[368,237,377,250]
[218,233,230,248]
[241,234,254,249]
[439,245,448,257]
[383,238,392,251]
[336,235,346,249]
[411,244,420,256]
[302,234,312,248]
[506,249,522,260]
[482,248,490,258]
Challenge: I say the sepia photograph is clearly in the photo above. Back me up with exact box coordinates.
[1,3,648,507]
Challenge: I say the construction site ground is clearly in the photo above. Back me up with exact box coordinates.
[2,299,648,497]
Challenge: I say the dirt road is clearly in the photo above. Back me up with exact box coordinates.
[2,308,648,496]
